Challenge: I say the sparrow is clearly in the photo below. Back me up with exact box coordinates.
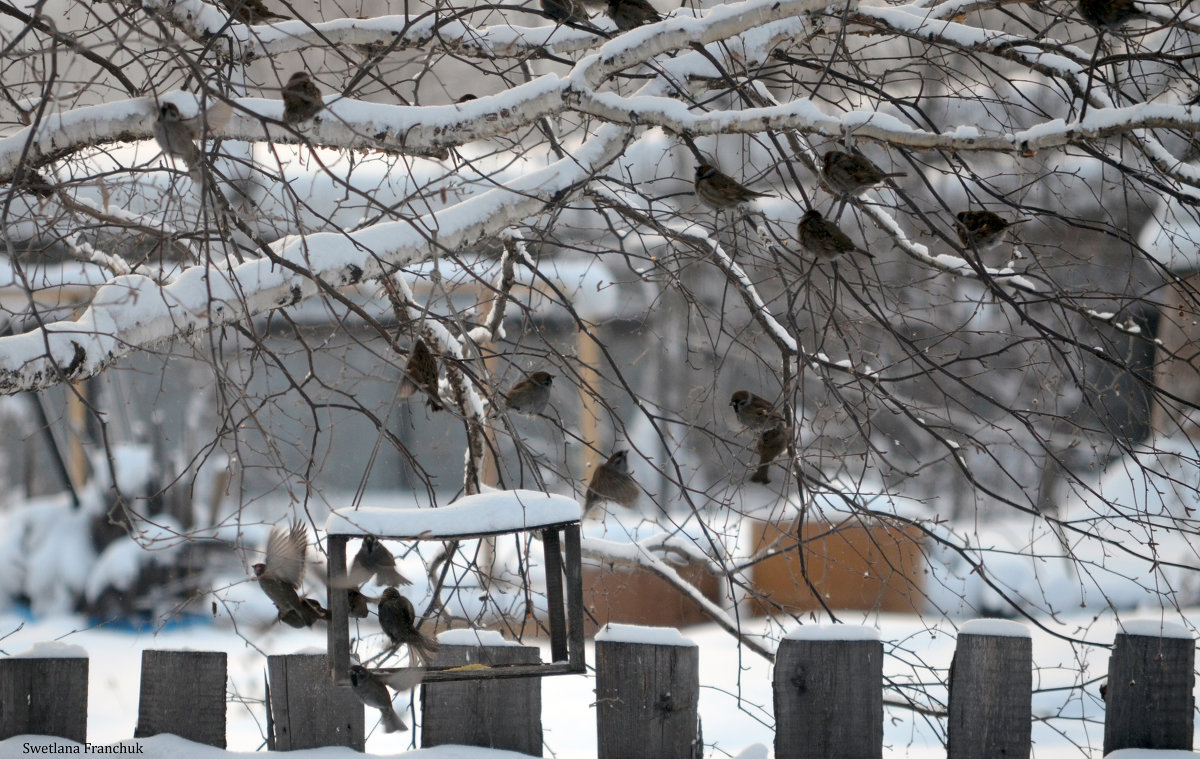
[750,425,789,484]
[955,210,1026,251]
[154,101,232,182]
[797,209,873,260]
[253,521,328,627]
[221,0,287,23]
[504,371,554,416]
[347,535,411,588]
[606,0,660,30]
[282,71,323,124]
[584,449,639,515]
[1079,0,1151,28]
[694,163,773,209]
[729,390,785,432]
[822,150,906,196]
[398,338,443,411]
[378,587,440,668]
[349,665,407,732]
[348,588,370,618]
[542,0,590,24]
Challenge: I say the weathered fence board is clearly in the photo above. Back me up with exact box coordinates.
[421,637,542,754]
[0,656,88,743]
[268,654,363,750]
[774,627,883,759]
[1103,624,1196,754]
[948,620,1032,759]
[595,626,699,759]
[134,650,227,747]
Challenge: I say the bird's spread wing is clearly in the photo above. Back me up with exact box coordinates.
[265,520,308,587]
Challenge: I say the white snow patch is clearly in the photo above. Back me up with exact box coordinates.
[326,490,581,537]
[9,641,89,658]
[784,624,880,642]
[959,618,1031,638]
[1118,619,1194,640]
[595,623,696,647]
[437,629,521,647]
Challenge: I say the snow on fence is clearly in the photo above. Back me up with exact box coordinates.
[0,622,1195,756]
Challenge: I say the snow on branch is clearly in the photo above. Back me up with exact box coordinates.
[0,124,632,395]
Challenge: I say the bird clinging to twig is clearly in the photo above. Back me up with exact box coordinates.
[694,163,773,209]
[730,390,785,432]
[253,521,328,628]
[378,587,441,668]
[750,425,790,484]
[797,210,873,261]
[398,338,443,411]
[955,210,1027,252]
[822,150,907,196]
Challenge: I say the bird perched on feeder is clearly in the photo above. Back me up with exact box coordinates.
[504,371,555,416]
[584,449,639,515]
[253,521,328,627]
[694,163,773,209]
[378,587,441,667]
[797,209,873,260]
[822,150,907,196]
[398,338,443,411]
[349,665,408,732]
[955,210,1027,252]
[730,390,785,432]
[606,0,660,29]
[346,535,411,588]
[750,425,790,484]
[282,71,323,124]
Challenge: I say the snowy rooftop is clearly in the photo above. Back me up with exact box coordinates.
[324,489,581,538]
[595,623,697,647]
[784,624,880,642]
[1117,619,1194,640]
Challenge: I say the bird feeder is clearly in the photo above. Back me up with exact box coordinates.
[324,490,584,684]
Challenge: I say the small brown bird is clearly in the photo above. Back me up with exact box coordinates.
[378,587,440,668]
[398,338,443,411]
[347,535,411,588]
[730,390,785,432]
[1079,0,1150,28]
[154,101,232,182]
[606,0,660,30]
[349,665,407,733]
[282,71,323,124]
[694,163,772,209]
[222,0,287,23]
[822,150,906,196]
[542,0,590,24]
[584,449,639,515]
[797,209,873,260]
[504,371,554,416]
[253,521,328,627]
[348,589,370,618]
[750,425,789,484]
[956,210,1026,251]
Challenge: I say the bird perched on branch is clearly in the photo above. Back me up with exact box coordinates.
[378,587,440,667]
[797,210,873,260]
[253,521,328,627]
[584,449,639,515]
[221,0,287,23]
[750,425,790,484]
[504,371,554,416]
[606,0,660,30]
[346,535,411,588]
[822,150,906,196]
[349,665,408,732]
[282,71,323,124]
[542,0,591,24]
[1079,0,1152,28]
[694,163,773,209]
[955,210,1027,251]
[155,101,232,182]
[730,390,785,432]
[398,338,443,411]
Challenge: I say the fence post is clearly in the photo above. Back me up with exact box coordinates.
[595,623,699,759]
[134,650,227,747]
[267,654,363,750]
[947,619,1031,759]
[1103,621,1196,754]
[774,625,882,759]
[0,644,88,743]
[421,631,541,755]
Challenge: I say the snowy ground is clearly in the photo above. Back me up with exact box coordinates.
[2,608,1198,758]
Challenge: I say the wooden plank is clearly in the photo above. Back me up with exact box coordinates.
[595,636,699,759]
[947,631,1031,759]
[421,643,542,755]
[380,661,576,682]
[327,534,350,686]
[1104,630,1196,753]
[134,650,227,747]
[268,654,364,750]
[564,524,585,672]
[0,657,88,743]
[542,527,568,663]
[773,636,883,759]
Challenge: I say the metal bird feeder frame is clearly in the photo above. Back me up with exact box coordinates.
[326,519,584,685]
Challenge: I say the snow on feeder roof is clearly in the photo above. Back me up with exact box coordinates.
[324,489,581,539]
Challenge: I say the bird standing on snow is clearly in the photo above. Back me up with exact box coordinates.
[282,71,323,124]
[694,163,773,209]
[584,449,639,515]
[378,587,440,667]
[253,521,328,627]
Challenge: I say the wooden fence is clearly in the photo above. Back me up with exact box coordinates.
[0,623,1195,757]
